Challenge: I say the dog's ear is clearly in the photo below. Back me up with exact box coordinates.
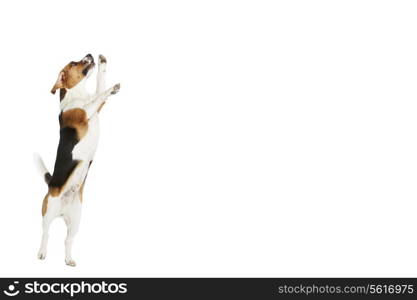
[51,71,65,94]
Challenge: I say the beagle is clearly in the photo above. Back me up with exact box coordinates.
[34,54,120,266]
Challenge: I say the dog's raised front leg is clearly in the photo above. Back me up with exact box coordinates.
[96,55,107,94]
[84,84,120,119]
[96,55,108,113]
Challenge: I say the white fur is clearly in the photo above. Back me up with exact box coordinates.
[36,55,120,266]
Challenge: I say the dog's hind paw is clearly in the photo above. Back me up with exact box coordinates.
[65,259,77,267]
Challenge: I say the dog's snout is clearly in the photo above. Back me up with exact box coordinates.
[82,54,94,64]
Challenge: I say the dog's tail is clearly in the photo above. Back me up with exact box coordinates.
[33,153,52,184]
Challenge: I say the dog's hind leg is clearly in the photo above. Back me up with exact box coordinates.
[38,217,52,260]
[63,200,81,267]
[38,195,60,260]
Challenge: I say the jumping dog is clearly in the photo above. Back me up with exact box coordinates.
[34,54,120,266]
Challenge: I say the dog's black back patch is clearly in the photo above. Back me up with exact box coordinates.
[48,115,80,188]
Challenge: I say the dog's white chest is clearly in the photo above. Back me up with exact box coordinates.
[72,115,100,162]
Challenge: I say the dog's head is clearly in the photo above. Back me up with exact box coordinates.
[51,54,95,94]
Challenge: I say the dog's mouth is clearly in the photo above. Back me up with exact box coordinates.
[82,62,95,76]
[81,54,95,76]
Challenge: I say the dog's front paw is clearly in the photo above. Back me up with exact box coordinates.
[99,54,107,64]
[65,259,77,267]
[111,83,121,95]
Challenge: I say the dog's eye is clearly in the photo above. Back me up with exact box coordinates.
[70,61,77,66]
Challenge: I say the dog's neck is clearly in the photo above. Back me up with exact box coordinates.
[59,80,89,111]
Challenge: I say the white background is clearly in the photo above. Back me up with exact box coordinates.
[0,0,416,277]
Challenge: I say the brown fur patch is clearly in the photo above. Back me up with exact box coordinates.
[97,102,106,113]
[64,64,86,89]
[79,182,85,203]
[49,187,61,197]
[61,108,88,139]
[51,60,92,94]
[78,160,93,203]
[42,194,48,216]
